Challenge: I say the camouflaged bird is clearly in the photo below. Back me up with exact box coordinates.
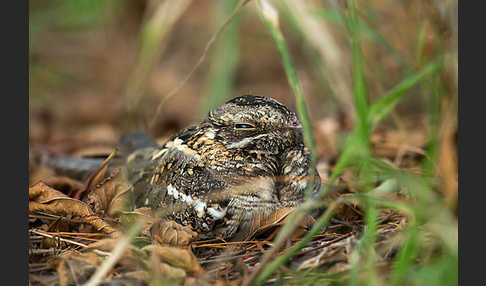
[122,95,321,241]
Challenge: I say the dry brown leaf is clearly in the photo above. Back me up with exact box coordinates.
[41,176,84,197]
[155,262,187,281]
[249,208,315,241]
[75,150,115,200]
[83,167,133,218]
[143,245,204,276]
[150,220,198,247]
[29,181,117,235]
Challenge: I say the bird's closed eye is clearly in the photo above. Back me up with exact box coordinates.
[235,123,255,130]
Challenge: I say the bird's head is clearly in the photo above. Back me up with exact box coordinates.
[205,95,304,154]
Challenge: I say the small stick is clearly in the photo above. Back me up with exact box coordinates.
[194,240,272,248]
[294,233,352,257]
[35,231,107,237]
[30,229,110,257]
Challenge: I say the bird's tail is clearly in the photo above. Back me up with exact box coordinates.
[37,130,159,181]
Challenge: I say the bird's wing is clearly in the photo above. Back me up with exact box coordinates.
[276,145,321,206]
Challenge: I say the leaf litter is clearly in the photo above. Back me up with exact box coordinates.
[29,123,419,285]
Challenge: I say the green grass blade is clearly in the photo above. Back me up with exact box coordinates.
[254,203,338,286]
[256,0,316,168]
[246,1,320,284]
[312,9,407,68]
[389,224,421,286]
[342,3,382,285]
[343,0,370,142]
[368,58,442,127]
[416,22,427,66]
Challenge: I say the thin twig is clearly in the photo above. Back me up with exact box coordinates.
[194,240,272,248]
[30,213,85,223]
[294,233,353,257]
[36,231,107,237]
[200,253,250,265]
[30,229,110,257]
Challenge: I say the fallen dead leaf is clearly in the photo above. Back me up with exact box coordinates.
[154,260,187,281]
[41,176,84,197]
[75,150,116,200]
[71,150,134,218]
[29,181,117,235]
[150,220,198,247]
[143,244,204,276]
[249,208,315,241]
[83,167,133,218]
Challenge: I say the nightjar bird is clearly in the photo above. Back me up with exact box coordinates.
[123,95,321,241]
